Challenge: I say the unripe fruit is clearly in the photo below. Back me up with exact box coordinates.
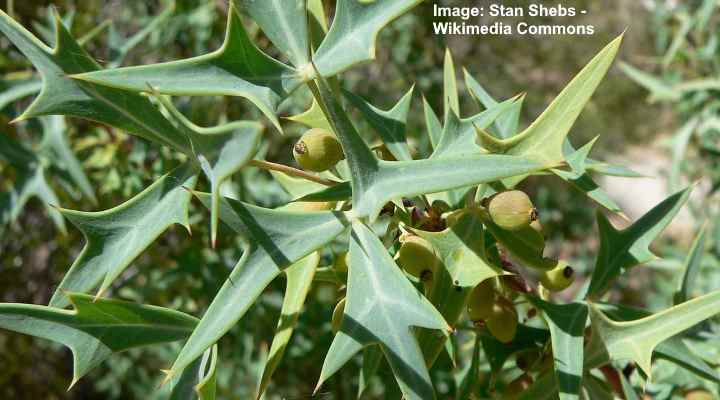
[685,390,714,400]
[486,296,518,343]
[331,298,345,334]
[334,252,348,274]
[396,235,438,279]
[467,279,496,321]
[293,128,344,172]
[488,190,537,231]
[540,261,575,292]
[501,373,533,400]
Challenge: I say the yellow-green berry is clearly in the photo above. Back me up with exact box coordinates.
[486,296,518,343]
[467,279,496,321]
[488,190,537,231]
[293,128,344,172]
[539,261,574,292]
[332,298,346,334]
[396,235,438,279]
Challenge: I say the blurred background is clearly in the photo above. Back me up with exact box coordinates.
[0,0,718,399]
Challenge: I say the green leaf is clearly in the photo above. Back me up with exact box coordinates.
[477,34,623,165]
[310,77,551,221]
[0,78,42,109]
[256,252,319,398]
[0,9,192,152]
[344,85,414,161]
[586,289,720,379]
[166,345,218,400]
[595,302,720,383]
[0,292,197,387]
[297,181,352,203]
[313,0,423,78]
[619,62,680,102]
[316,221,450,400]
[285,98,332,131]
[72,3,296,132]
[529,297,588,400]
[464,68,524,139]
[422,95,443,149]
[237,0,309,68]
[166,192,349,381]
[358,345,383,399]
[49,163,198,308]
[675,222,709,304]
[586,186,692,298]
[195,345,218,400]
[443,49,459,117]
[456,337,482,400]
[552,137,624,216]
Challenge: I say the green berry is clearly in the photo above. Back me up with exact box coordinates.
[488,190,537,231]
[332,298,345,334]
[501,373,533,400]
[293,128,344,172]
[467,279,495,321]
[540,261,574,292]
[486,297,518,343]
[396,235,438,279]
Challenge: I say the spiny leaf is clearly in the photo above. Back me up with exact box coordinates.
[344,85,414,161]
[166,345,218,400]
[49,163,198,308]
[316,221,449,400]
[72,2,296,132]
[529,297,588,400]
[463,68,524,139]
[552,137,624,216]
[0,78,42,109]
[165,192,349,381]
[313,0,423,78]
[237,0,310,68]
[0,292,197,387]
[443,48,459,117]
[586,186,692,298]
[676,222,709,304]
[310,76,551,221]
[586,289,720,380]
[422,95,443,149]
[476,34,623,165]
[256,252,319,399]
[358,345,383,399]
[0,9,191,152]
[195,345,218,400]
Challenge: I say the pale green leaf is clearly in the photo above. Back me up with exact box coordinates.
[285,98,331,131]
[463,68,524,139]
[358,345,383,399]
[422,95,442,149]
[586,289,720,379]
[443,48,459,117]
[0,292,197,387]
[316,220,449,400]
[257,252,319,398]
[313,0,423,77]
[529,297,588,400]
[166,192,349,381]
[344,85,414,161]
[586,186,692,298]
[676,222,709,304]
[49,163,198,308]
[72,3,296,132]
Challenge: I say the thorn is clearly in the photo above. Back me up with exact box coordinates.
[67,376,79,391]
[159,369,173,387]
[312,379,323,396]
[8,114,28,124]
[211,231,217,249]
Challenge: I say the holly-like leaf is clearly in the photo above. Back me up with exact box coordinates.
[256,252,319,399]
[676,222,709,304]
[285,98,332,131]
[49,163,198,308]
[165,192,349,382]
[586,289,720,380]
[422,95,443,150]
[443,49,460,118]
[529,297,588,400]
[0,292,197,387]
[358,345,383,399]
[312,0,423,78]
[344,85,414,161]
[476,34,623,165]
[316,221,449,400]
[310,76,551,221]
[166,345,218,400]
[464,68,524,139]
[0,78,42,110]
[552,137,624,216]
[586,186,692,298]
[72,2,296,132]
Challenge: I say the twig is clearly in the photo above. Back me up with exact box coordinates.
[248,159,340,186]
